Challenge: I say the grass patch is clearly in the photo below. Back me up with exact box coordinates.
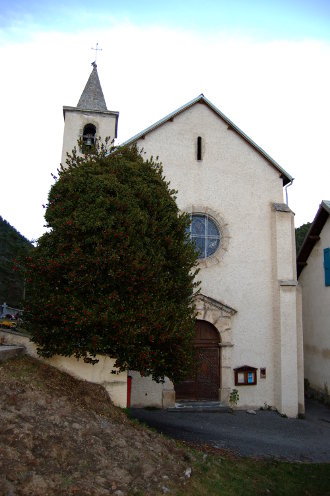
[176,448,330,495]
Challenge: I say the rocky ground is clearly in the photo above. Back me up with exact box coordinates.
[0,356,192,495]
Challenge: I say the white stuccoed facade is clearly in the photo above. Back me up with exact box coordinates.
[60,66,304,417]
[298,206,330,393]
[61,109,118,166]
[124,101,304,417]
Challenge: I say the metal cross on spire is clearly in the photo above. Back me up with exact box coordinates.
[91,42,103,66]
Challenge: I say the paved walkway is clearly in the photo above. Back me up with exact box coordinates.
[0,344,25,362]
[130,400,330,462]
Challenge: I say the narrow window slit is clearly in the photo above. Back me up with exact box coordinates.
[197,136,202,161]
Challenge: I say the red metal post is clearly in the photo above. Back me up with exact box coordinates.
[127,375,132,408]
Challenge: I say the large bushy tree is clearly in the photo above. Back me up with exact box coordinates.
[24,142,199,382]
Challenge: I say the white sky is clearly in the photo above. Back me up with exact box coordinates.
[1,3,330,241]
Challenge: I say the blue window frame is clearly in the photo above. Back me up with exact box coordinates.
[324,248,330,286]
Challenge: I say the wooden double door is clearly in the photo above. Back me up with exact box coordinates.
[175,320,220,401]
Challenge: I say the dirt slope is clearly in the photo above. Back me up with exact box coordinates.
[0,356,190,495]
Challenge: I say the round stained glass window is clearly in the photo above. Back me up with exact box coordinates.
[188,214,221,259]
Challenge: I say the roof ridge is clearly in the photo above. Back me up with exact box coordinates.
[297,200,330,277]
[321,200,330,213]
[121,94,293,186]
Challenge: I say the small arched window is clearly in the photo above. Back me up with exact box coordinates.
[82,124,96,149]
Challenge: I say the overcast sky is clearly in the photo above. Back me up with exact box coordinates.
[1,0,330,241]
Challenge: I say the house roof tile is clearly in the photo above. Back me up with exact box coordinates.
[297,200,330,277]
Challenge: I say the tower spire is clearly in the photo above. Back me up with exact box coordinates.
[77,63,107,111]
[61,61,119,166]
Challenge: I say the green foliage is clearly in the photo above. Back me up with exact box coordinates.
[229,388,239,407]
[23,141,199,382]
[295,222,311,253]
[0,216,33,307]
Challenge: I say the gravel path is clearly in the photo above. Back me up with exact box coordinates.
[130,400,330,463]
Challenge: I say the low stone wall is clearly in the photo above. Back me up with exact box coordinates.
[0,329,127,408]
[129,371,175,408]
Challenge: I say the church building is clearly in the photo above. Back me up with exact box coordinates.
[61,63,304,417]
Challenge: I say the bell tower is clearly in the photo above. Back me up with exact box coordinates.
[61,62,119,165]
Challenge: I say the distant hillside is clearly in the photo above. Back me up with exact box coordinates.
[0,217,34,307]
[295,222,311,254]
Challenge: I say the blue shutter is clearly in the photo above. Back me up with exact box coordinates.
[324,248,330,286]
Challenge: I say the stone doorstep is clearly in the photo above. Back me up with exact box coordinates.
[0,345,25,362]
[168,401,232,413]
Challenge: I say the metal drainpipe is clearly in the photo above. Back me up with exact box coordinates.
[284,179,294,206]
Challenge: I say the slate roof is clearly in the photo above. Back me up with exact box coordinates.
[273,203,293,213]
[77,63,107,111]
[297,200,330,278]
[121,94,293,186]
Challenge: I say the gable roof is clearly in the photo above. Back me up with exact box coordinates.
[77,63,107,112]
[121,94,293,186]
[297,200,330,278]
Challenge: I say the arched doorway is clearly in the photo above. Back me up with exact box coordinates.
[175,320,220,401]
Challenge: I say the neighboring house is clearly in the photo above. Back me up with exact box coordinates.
[297,201,330,393]
[0,303,22,319]
[61,63,304,417]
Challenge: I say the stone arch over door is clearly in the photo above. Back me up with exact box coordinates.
[189,294,236,403]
